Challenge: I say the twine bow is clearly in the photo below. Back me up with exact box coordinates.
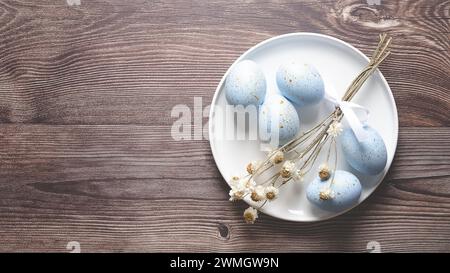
[324,84,369,142]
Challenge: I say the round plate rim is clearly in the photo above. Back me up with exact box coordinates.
[208,32,399,222]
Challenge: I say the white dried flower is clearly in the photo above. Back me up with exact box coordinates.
[280,160,296,178]
[269,150,284,164]
[318,163,331,180]
[243,206,258,224]
[327,121,343,137]
[250,185,266,202]
[246,161,261,174]
[228,177,254,201]
[292,169,305,182]
[229,175,241,187]
[229,188,245,201]
[264,186,279,200]
[319,187,335,200]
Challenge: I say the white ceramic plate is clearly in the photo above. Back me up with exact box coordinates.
[209,33,398,222]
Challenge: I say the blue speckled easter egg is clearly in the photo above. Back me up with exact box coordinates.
[276,61,325,106]
[340,125,387,175]
[306,170,362,212]
[224,60,266,106]
[259,94,300,146]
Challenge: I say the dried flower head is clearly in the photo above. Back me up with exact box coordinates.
[229,189,245,201]
[246,161,261,175]
[327,121,343,138]
[228,177,254,201]
[270,151,284,164]
[292,169,305,182]
[280,160,296,178]
[250,185,266,202]
[229,175,240,186]
[264,186,279,200]
[319,187,335,200]
[243,206,258,224]
[318,164,331,180]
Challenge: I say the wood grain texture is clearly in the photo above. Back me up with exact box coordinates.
[0,0,449,252]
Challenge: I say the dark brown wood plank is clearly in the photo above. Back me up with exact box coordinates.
[0,125,448,252]
[1,125,448,192]
[0,0,448,126]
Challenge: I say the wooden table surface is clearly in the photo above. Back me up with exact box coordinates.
[0,0,449,252]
